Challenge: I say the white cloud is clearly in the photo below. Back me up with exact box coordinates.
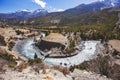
[56,9,64,12]
[33,0,46,8]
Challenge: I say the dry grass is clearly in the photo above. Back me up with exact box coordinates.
[108,40,120,52]
[42,33,68,45]
[0,28,16,41]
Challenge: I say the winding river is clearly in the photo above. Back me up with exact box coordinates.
[13,36,100,67]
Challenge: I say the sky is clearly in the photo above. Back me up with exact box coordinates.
[0,0,99,13]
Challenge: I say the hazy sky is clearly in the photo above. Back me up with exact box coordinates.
[0,0,99,13]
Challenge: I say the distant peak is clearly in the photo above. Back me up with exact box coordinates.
[16,9,32,13]
[99,0,120,7]
[36,9,45,11]
[75,4,86,9]
[22,9,32,12]
[33,9,48,14]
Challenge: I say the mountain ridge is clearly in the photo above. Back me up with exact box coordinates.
[0,0,120,19]
[0,0,120,26]
[0,9,48,19]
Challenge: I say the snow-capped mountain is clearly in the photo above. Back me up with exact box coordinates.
[100,0,120,7]
[0,9,48,19]
[0,0,120,19]
[69,0,120,13]
[15,9,32,13]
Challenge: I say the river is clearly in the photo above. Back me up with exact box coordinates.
[13,36,100,67]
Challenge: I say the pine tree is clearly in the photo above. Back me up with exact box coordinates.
[34,53,38,59]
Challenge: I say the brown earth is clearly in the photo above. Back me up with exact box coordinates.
[108,40,120,52]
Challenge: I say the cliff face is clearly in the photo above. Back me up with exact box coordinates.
[36,40,65,51]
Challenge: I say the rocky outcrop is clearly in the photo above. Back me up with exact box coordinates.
[36,33,70,57]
